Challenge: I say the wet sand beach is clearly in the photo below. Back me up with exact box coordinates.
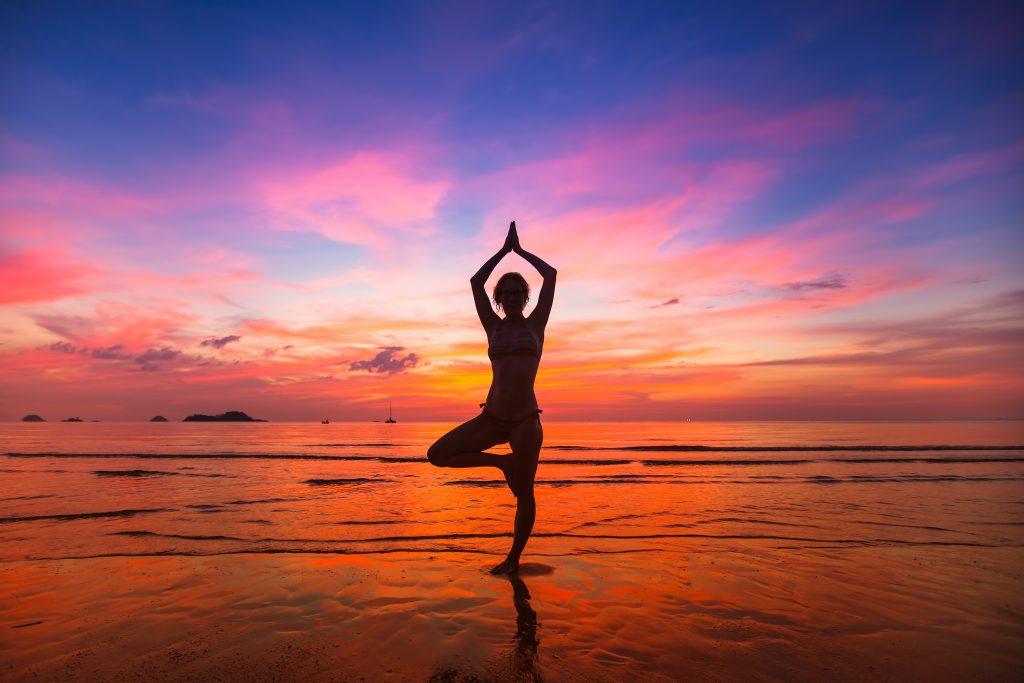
[1,421,1023,681]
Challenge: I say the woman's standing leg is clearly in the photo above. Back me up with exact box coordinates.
[491,416,542,573]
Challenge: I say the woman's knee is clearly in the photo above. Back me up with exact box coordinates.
[426,441,449,467]
[516,486,536,506]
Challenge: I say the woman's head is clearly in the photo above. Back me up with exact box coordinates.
[493,272,530,313]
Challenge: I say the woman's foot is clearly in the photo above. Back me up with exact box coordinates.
[490,558,520,575]
[501,459,518,497]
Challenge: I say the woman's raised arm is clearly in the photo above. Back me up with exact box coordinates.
[470,240,510,330]
[509,222,557,327]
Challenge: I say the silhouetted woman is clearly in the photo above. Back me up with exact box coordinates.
[428,221,556,574]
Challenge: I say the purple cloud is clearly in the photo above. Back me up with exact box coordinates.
[91,344,132,359]
[47,341,85,355]
[349,346,420,374]
[782,274,847,292]
[134,347,181,371]
[200,335,242,349]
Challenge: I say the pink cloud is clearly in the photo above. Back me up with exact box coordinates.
[0,174,164,218]
[256,151,449,247]
[909,142,1024,191]
[740,99,871,150]
[601,93,872,154]
[0,248,99,305]
[0,205,106,242]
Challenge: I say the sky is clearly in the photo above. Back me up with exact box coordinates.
[1,1,1022,421]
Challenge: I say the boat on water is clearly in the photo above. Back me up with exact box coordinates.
[385,402,396,424]
[321,419,329,424]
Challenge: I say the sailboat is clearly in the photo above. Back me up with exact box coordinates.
[385,402,397,424]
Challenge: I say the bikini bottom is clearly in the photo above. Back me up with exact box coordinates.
[478,403,542,439]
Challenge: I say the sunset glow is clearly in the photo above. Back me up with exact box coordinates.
[2,3,1021,420]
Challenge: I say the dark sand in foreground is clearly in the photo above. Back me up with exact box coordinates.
[2,542,1021,682]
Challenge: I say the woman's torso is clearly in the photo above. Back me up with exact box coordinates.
[485,317,543,419]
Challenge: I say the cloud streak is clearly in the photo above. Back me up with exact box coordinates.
[200,335,242,349]
[349,347,421,375]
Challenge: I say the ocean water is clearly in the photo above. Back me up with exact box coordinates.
[2,420,1022,562]
[3,420,1024,680]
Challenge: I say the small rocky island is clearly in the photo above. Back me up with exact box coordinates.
[183,411,267,422]
[21,414,45,422]
[150,415,169,422]
[62,417,84,422]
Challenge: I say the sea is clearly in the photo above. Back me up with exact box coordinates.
[2,420,1022,561]
[3,420,1024,681]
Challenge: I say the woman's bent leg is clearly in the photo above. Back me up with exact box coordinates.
[427,414,516,492]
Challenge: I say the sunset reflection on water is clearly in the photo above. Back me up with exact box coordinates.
[1,421,1022,680]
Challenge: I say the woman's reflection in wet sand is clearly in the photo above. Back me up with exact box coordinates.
[498,564,552,681]
[429,565,550,683]
[508,574,541,681]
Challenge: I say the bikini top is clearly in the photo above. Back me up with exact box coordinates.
[488,320,540,361]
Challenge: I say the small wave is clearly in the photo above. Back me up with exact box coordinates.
[12,621,44,629]
[83,528,1024,549]
[543,459,633,465]
[18,535,1021,563]
[93,469,227,478]
[0,508,172,523]
[570,513,647,530]
[0,494,57,502]
[681,518,822,529]
[643,459,809,466]
[112,530,246,541]
[226,497,306,506]
[766,474,1024,484]
[181,498,308,509]
[854,520,955,532]
[444,479,633,488]
[11,547,540,562]
[315,520,408,526]
[580,474,673,480]
[106,529,510,544]
[8,450,1023,472]
[443,474,1024,488]
[0,468,67,473]
[305,478,389,486]
[550,444,1024,452]
[309,443,403,448]
[93,466,177,479]
[6,452,382,461]
[836,457,1024,463]
[642,457,1024,466]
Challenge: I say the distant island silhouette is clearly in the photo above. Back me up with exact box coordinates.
[62,417,84,422]
[21,414,45,422]
[150,415,169,422]
[183,411,266,422]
